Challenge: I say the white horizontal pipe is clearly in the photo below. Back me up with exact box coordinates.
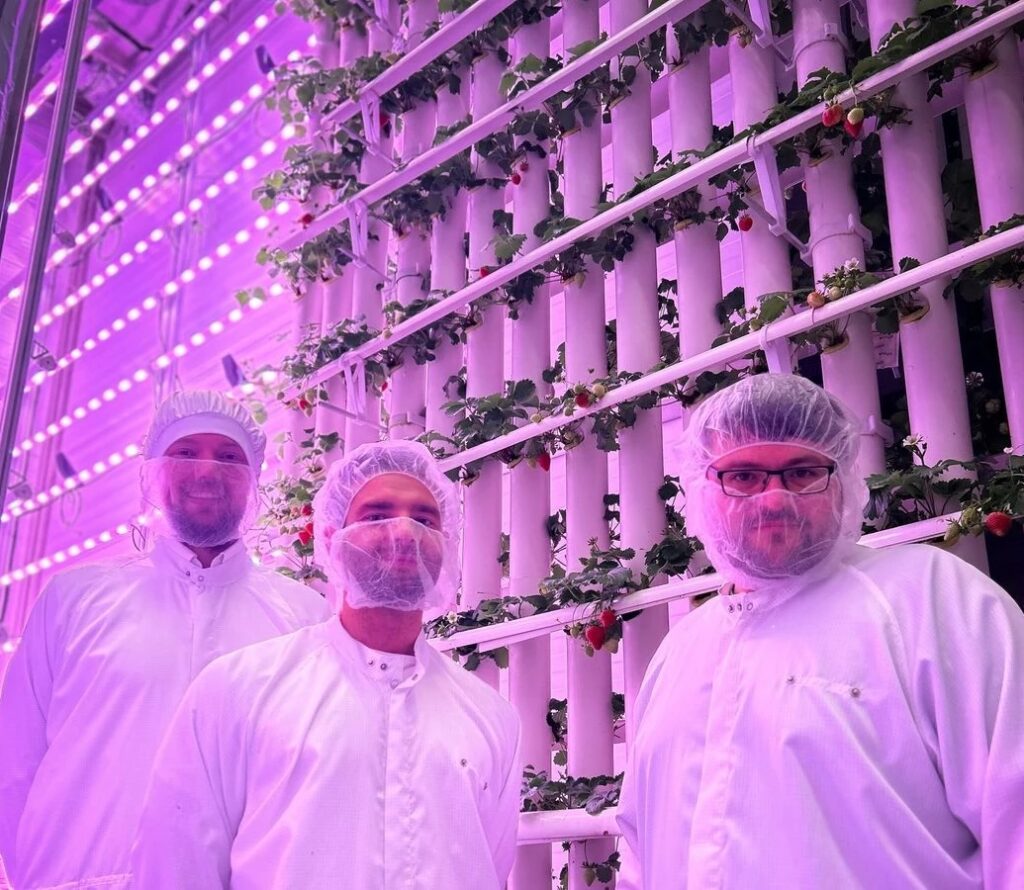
[287,2,1024,394]
[322,0,520,128]
[518,808,619,844]
[437,224,1024,471]
[431,511,963,655]
[281,0,716,251]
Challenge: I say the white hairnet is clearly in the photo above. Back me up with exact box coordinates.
[312,440,461,610]
[678,374,867,588]
[144,390,267,472]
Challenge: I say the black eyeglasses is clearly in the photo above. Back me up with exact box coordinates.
[708,465,836,497]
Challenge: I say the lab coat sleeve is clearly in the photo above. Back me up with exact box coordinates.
[487,711,522,887]
[904,549,1024,890]
[130,663,247,889]
[0,575,64,880]
[614,779,642,890]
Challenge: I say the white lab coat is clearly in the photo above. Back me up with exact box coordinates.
[130,617,522,889]
[616,542,1024,890]
[0,537,330,890]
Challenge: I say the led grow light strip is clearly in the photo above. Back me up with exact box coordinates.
[1,443,142,523]
[4,295,285,529]
[8,3,271,218]
[14,130,291,326]
[11,213,288,459]
[5,278,285,524]
[28,201,288,383]
[23,34,104,122]
[0,515,146,586]
[6,63,301,308]
[39,0,73,32]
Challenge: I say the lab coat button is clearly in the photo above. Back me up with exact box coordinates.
[850,687,862,698]
[390,679,399,689]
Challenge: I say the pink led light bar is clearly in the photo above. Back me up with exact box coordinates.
[14,131,291,326]
[39,0,73,32]
[5,278,284,525]
[7,0,255,218]
[31,201,288,377]
[0,516,147,587]
[6,62,302,307]
[12,276,284,458]
[1,443,142,523]
[24,34,105,122]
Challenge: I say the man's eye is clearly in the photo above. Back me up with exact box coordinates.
[729,471,758,483]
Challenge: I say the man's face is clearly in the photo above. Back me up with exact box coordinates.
[329,473,445,607]
[704,442,842,579]
[162,433,251,544]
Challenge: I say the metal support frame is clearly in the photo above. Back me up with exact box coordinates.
[747,139,808,256]
[0,0,94,514]
[723,0,791,64]
[0,0,47,256]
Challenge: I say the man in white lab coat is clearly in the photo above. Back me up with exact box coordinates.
[131,439,522,889]
[617,373,1024,890]
[0,390,330,890]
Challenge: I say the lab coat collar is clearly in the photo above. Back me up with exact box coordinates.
[150,535,252,586]
[716,541,857,620]
[327,615,431,687]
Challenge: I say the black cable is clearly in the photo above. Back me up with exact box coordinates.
[93,10,151,53]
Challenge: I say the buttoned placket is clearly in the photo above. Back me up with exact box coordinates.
[365,649,424,889]
[693,593,760,889]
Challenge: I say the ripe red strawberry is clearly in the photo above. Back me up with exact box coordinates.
[843,118,863,139]
[511,173,522,185]
[297,524,313,546]
[379,110,390,127]
[574,391,591,408]
[298,212,315,227]
[301,504,313,516]
[298,398,311,411]
[738,213,753,232]
[381,380,389,392]
[984,511,1013,537]
[480,266,490,277]
[821,103,843,127]
[519,162,529,172]
[599,608,616,629]
[537,452,551,472]
[584,625,606,650]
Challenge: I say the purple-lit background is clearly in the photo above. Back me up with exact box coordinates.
[0,0,320,632]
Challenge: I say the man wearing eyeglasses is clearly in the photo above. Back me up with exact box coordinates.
[616,373,1024,890]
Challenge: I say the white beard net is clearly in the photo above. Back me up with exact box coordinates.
[689,477,845,587]
[312,440,462,611]
[328,516,455,611]
[141,457,258,548]
[679,374,868,590]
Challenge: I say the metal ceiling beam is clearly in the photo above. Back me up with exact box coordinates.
[0,0,93,515]
[0,0,47,257]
